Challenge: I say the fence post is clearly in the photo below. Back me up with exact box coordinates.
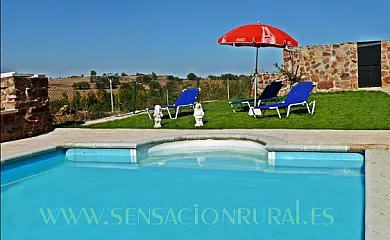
[227,78,230,100]
[132,80,137,114]
[166,88,169,105]
[196,78,200,102]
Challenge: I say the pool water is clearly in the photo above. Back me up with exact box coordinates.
[1,147,365,240]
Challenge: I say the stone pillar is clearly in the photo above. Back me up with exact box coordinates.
[1,76,52,142]
[382,40,390,87]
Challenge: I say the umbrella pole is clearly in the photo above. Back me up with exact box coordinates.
[255,47,259,74]
[254,47,259,107]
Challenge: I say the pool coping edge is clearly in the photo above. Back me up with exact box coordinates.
[1,133,368,163]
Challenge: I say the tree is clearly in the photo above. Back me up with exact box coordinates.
[61,92,69,105]
[90,70,97,83]
[72,81,91,90]
[151,72,157,80]
[95,74,120,89]
[148,80,163,105]
[165,80,180,104]
[70,91,81,111]
[167,75,175,81]
[148,80,161,90]
[120,82,131,89]
[96,89,109,103]
[118,83,133,112]
[136,74,152,84]
[274,63,304,88]
[208,75,218,80]
[187,72,197,80]
[121,72,128,76]
[220,73,238,80]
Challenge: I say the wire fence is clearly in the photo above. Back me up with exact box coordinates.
[48,78,254,125]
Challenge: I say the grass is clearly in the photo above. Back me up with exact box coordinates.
[84,91,390,130]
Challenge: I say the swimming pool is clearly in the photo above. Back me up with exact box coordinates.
[1,140,365,240]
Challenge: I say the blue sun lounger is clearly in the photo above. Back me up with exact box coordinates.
[250,81,316,118]
[229,80,283,113]
[147,88,200,120]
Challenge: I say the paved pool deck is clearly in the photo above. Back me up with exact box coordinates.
[1,128,390,239]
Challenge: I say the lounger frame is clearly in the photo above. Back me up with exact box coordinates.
[250,100,316,118]
[147,104,195,120]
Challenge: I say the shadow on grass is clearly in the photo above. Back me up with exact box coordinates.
[162,108,197,119]
[257,108,312,118]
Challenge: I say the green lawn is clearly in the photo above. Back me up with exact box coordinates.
[86,91,390,130]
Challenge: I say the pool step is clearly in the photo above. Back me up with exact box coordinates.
[65,149,364,170]
[268,152,364,168]
[65,149,137,163]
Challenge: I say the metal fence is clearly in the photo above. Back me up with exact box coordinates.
[48,78,254,125]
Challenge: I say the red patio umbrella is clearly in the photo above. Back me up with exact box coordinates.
[217,22,298,106]
[217,22,298,74]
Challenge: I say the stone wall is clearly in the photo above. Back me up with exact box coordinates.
[254,42,359,94]
[254,40,390,94]
[382,40,390,86]
[283,42,359,91]
[1,76,52,142]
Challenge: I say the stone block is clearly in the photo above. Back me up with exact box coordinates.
[383,76,390,84]
[317,81,333,89]
[4,102,16,109]
[340,73,350,80]
[335,80,351,89]
[0,80,8,88]
[312,62,321,69]
[28,103,49,114]
[322,57,330,64]
[311,75,320,81]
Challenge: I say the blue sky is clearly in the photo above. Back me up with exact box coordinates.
[1,0,389,78]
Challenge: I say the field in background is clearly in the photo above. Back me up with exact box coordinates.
[48,75,253,125]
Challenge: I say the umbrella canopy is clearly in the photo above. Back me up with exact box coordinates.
[217,22,298,106]
[217,23,298,49]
